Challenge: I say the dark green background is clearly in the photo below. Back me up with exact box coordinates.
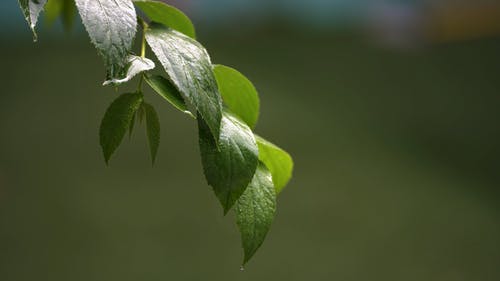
[1,26,500,280]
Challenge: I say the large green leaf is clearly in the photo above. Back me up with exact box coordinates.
[103,55,155,86]
[146,24,222,143]
[144,74,193,117]
[256,136,293,193]
[18,0,47,40]
[199,111,258,214]
[100,93,143,164]
[75,0,137,80]
[134,0,195,39]
[214,65,260,129]
[143,103,160,164]
[236,163,276,264]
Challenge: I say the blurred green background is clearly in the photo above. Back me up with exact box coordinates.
[1,1,500,280]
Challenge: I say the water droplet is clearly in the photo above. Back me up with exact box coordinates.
[240,266,245,271]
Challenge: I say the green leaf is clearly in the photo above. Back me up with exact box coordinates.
[146,24,222,144]
[100,93,143,164]
[199,111,258,214]
[44,0,76,31]
[236,163,276,264]
[138,103,145,124]
[103,55,155,86]
[18,0,47,40]
[134,0,196,39]
[129,111,136,138]
[143,103,160,164]
[44,0,63,25]
[256,136,293,193]
[75,0,137,80]
[214,65,260,129]
[60,0,76,31]
[144,74,193,117]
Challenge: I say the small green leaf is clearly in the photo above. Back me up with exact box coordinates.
[129,111,136,138]
[100,93,143,164]
[75,0,137,80]
[44,0,76,31]
[144,74,193,117]
[134,0,196,39]
[146,24,222,144]
[214,65,260,129]
[138,104,145,124]
[237,163,276,264]
[103,55,155,86]
[256,136,293,193]
[143,103,160,164]
[60,0,76,31]
[44,0,63,25]
[18,0,47,40]
[199,111,258,214]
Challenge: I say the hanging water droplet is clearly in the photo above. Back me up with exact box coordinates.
[240,266,245,271]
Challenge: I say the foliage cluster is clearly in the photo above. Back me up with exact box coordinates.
[18,0,293,264]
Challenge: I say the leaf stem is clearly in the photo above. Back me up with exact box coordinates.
[137,76,144,93]
[137,17,148,92]
[140,18,147,58]
[137,74,144,92]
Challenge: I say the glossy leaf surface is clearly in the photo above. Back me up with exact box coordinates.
[134,0,195,39]
[18,0,47,40]
[103,55,155,86]
[146,25,222,143]
[129,111,136,138]
[199,111,258,213]
[144,74,192,116]
[75,0,137,80]
[100,93,143,164]
[237,163,276,264]
[214,64,260,128]
[256,136,293,193]
[143,103,160,164]
[18,0,293,264]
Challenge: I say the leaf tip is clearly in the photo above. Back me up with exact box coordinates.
[242,252,254,266]
[222,205,231,216]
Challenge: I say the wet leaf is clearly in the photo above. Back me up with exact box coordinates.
[103,55,155,86]
[144,74,192,116]
[100,93,143,164]
[199,111,258,213]
[18,0,47,40]
[237,163,276,264]
[144,103,160,164]
[75,0,137,80]
[146,24,222,143]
